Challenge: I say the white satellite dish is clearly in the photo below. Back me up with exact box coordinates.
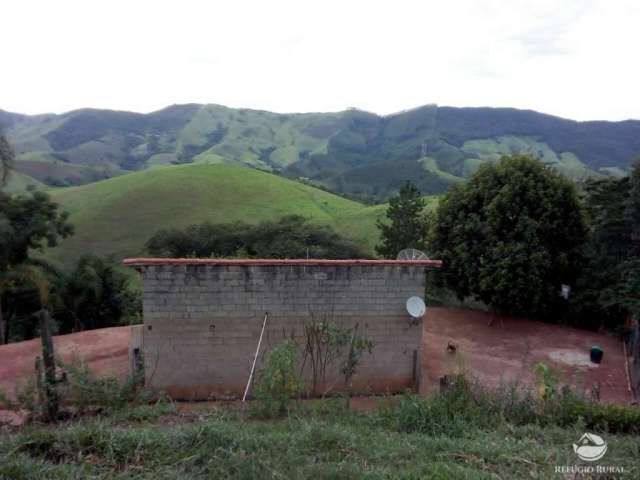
[406,296,426,319]
[397,249,429,261]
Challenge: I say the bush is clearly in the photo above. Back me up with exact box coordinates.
[56,254,142,333]
[3,357,155,421]
[382,374,640,436]
[253,340,305,418]
[301,320,373,399]
[381,377,494,437]
[146,215,368,259]
[56,358,151,415]
[549,392,640,434]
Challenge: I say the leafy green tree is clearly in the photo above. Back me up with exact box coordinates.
[431,155,587,318]
[622,162,640,317]
[0,191,73,268]
[0,262,54,343]
[568,176,631,328]
[568,162,640,328]
[0,191,73,343]
[375,181,431,259]
[146,216,367,259]
[626,161,640,257]
[57,255,141,333]
[0,133,14,187]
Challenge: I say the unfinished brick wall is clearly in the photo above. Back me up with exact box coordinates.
[125,259,440,400]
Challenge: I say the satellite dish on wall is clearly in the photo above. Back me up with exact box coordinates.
[397,249,429,261]
[406,296,426,319]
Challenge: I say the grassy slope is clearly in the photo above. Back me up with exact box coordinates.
[180,105,330,170]
[460,136,596,180]
[45,164,384,267]
[1,403,637,479]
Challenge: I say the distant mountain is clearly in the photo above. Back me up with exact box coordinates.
[2,103,638,200]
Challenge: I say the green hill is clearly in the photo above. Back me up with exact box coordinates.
[3,103,639,201]
[45,164,388,267]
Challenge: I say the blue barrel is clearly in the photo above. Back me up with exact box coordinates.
[590,346,604,364]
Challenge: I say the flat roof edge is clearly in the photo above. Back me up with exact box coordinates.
[123,258,442,268]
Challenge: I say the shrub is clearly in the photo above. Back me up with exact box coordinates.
[549,391,640,434]
[0,387,12,410]
[3,357,154,421]
[301,320,373,399]
[534,362,559,401]
[57,358,151,415]
[382,377,492,437]
[253,340,305,418]
[382,374,640,436]
[146,216,368,259]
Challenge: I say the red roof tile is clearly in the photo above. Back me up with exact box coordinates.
[123,258,442,267]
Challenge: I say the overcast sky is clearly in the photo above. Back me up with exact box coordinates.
[2,0,639,121]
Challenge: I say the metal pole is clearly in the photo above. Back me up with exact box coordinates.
[242,312,268,402]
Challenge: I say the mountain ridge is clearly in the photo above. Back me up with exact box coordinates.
[3,102,639,200]
[5,102,639,123]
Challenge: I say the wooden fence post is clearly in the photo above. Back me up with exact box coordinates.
[38,309,58,421]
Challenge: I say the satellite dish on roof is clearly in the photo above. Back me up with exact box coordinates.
[397,249,429,261]
[406,296,426,319]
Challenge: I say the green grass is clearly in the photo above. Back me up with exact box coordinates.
[45,164,390,268]
[419,157,465,184]
[460,136,598,181]
[1,399,637,479]
[177,105,330,170]
[3,365,638,479]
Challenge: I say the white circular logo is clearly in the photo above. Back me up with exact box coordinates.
[573,433,607,462]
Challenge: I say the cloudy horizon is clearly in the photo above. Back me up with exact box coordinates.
[2,0,639,122]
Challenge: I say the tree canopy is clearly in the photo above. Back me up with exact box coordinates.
[0,133,14,187]
[0,191,74,269]
[56,255,140,333]
[146,215,367,259]
[431,155,588,318]
[0,191,74,342]
[375,181,431,259]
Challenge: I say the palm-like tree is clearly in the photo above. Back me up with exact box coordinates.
[0,133,14,187]
[0,260,54,344]
[0,261,60,419]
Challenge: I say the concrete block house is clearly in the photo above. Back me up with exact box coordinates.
[125,258,441,400]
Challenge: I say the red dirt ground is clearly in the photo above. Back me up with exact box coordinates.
[422,308,633,405]
[0,326,131,400]
[0,309,633,408]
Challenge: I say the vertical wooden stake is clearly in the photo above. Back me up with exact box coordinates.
[35,356,44,409]
[39,309,58,421]
[0,305,4,345]
[412,349,418,392]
